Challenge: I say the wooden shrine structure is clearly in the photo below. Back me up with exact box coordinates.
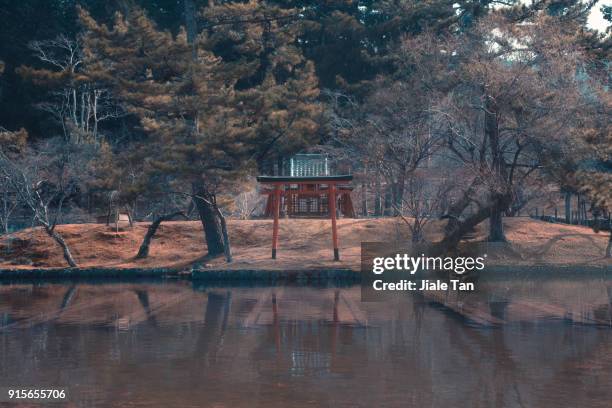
[257,154,355,261]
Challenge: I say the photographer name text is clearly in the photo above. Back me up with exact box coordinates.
[368,253,485,292]
[372,279,474,291]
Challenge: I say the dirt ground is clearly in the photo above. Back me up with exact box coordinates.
[0,218,610,270]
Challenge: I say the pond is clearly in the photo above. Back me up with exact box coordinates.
[1,273,612,407]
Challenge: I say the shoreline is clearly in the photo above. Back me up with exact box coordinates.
[0,266,360,281]
[1,264,609,282]
[1,218,609,280]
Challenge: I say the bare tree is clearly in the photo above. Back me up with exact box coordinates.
[0,137,84,267]
[0,127,27,234]
[326,81,444,216]
[396,172,451,243]
[399,14,592,249]
[231,179,265,220]
[0,176,20,235]
[19,35,123,144]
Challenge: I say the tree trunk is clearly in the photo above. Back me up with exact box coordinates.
[411,221,425,243]
[106,191,116,226]
[44,226,77,267]
[437,193,512,254]
[361,162,368,217]
[484,95,508,242]
[216,206,232,262]
[136,211,186,259]
[488,203,507,242]
[361,179,368,217]
[374,171,382,216]
[394,167,406,216]
[383,185,392,216]
[564,191,571,223]
[183,0,198,49]
[443,182,476,235]
[125,204,134,227]
[192,185,231,261]
[606,230,611,259]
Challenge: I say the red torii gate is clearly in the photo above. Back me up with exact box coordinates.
[256,175,354,261]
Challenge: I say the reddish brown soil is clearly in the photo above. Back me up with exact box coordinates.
[0,218,609,271]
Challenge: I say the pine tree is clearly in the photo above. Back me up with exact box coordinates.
[265,0,479,89]
[202,0,323,170]
[79,3,321,260]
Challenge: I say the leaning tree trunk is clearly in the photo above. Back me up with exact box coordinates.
[215,206,232,262]
[436,193,512,255]
[136,211,186,259]
[443,182,476,235]
[192,185,232,262]
[44,225,77,267]
[434,209,491,256]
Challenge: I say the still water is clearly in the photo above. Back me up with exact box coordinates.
[1,275,612,407]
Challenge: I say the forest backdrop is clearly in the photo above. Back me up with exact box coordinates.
[0,0,610,265]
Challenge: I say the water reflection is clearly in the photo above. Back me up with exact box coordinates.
[0,277,611,407]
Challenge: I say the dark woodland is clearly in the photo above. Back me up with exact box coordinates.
[0,0,610,265]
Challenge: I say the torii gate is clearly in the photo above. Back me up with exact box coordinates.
[256,175,354,261]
